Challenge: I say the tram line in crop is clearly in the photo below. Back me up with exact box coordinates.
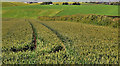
[9,19,38,52]
[36,21,77,54]
[27,20,38,50]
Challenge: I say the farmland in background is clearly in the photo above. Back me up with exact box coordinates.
[2,2,29,7]
[2,3,119,18]
[1,2,119,64]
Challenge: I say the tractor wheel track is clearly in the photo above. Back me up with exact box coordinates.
[38,22,73,52]
[9,19,37,52]
[28,20,37,50]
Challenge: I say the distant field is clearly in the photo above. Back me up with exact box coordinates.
[2,4,119,18]
[2,2,28,7]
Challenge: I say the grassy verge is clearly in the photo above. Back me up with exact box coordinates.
[38,14,119,28]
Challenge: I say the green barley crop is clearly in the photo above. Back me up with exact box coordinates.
[2,18,118,64]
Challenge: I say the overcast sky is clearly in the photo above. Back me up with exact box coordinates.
[1,0,120,2]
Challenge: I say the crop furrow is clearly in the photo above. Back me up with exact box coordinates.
[39,22,73,51]
[38,22,79,59]
[10,19,37,52]
[28,20,37,50]
[41,23,72,43]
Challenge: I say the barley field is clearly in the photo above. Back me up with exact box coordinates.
[1,2,119,64]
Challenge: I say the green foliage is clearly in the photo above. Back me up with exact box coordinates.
[38,14,118,28]
[2,18,33,52]
[38,20,118,64]
[2,18,118,64]
[2,2,119,63]
[2,18,67,64]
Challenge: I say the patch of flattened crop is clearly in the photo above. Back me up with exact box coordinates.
[49,45,64,53]
[10,45,30,52]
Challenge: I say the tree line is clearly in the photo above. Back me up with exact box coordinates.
[89,2,120,5]
[28,2,120,5]
[40,2,81,5]
[40,2,120,5]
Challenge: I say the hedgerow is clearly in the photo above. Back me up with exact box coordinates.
[38,14,118,28]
